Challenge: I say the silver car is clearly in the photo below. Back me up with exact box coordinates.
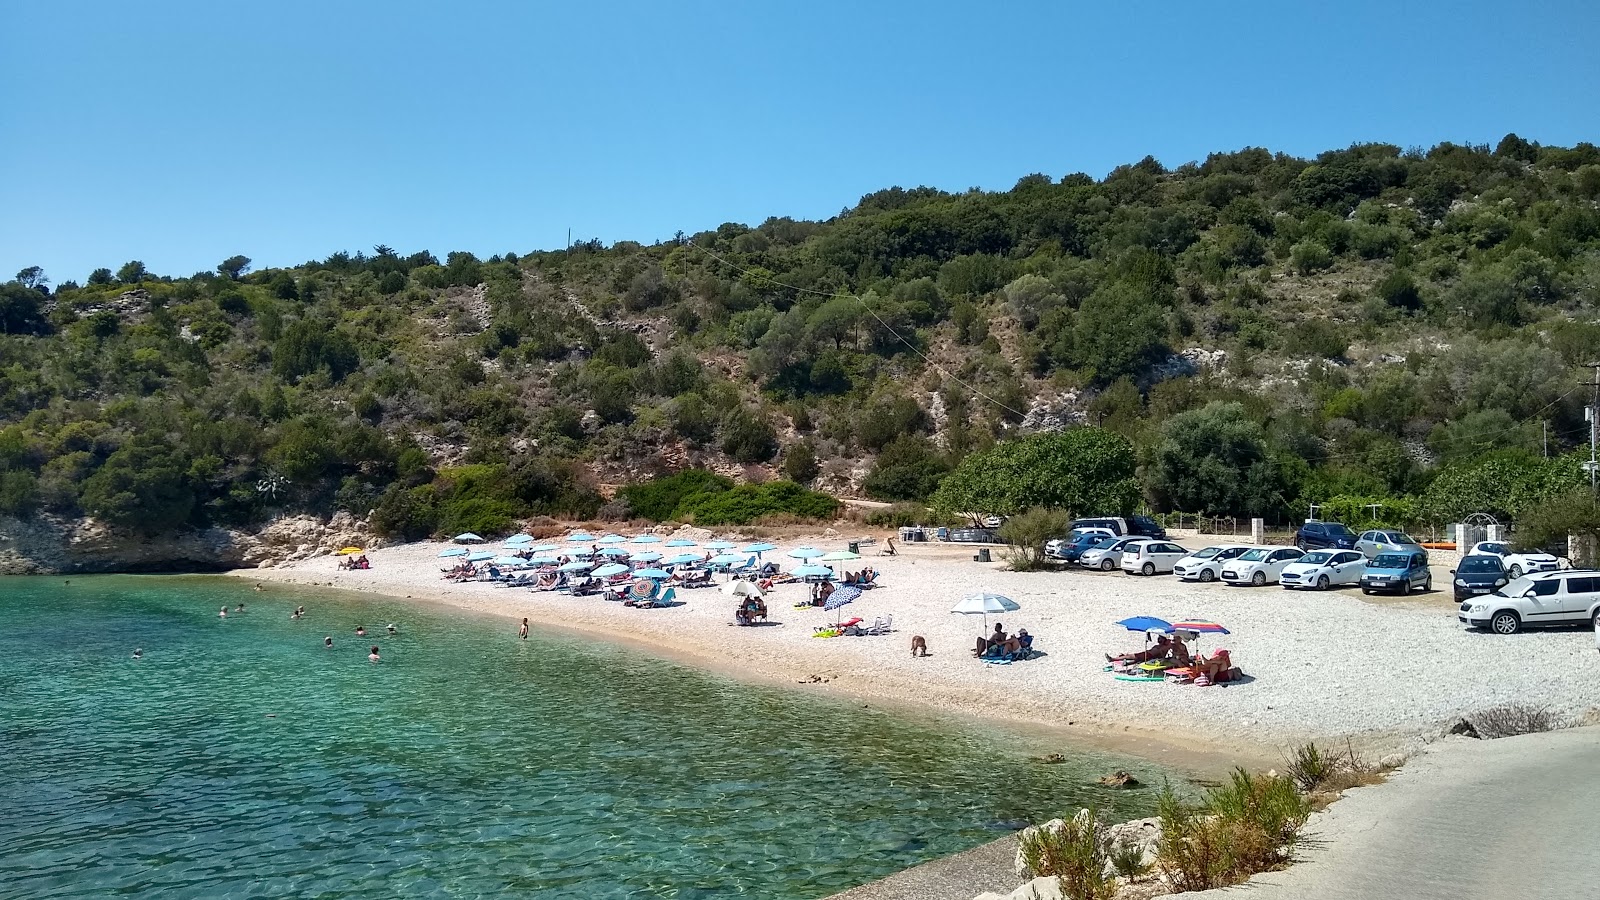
[1354,529,1423,560]
[1079,536,1147,572]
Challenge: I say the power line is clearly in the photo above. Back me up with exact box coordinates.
[682,239,1032,420]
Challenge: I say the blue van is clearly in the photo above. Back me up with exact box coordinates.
[1359,550,1431,595]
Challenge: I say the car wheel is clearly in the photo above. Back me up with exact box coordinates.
[1296,540,1307,551]
[1316,574,1330,590]
[1423,577,1432,592]
[1399,579,1410,596]
[1593,610,1600,631]
[1490,611,1521,635]
[1252,571,1266,586]
[1199,569,1215,583]
[1142,562,1156,576]
[1100,559,1115,571]
[1508,564,1523,579]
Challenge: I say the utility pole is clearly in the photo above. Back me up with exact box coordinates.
[1543,420,1548,458]
[1584,363,1600,497]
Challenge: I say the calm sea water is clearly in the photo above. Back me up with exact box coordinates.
[0,576,1179,899]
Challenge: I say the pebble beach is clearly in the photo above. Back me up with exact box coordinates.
[237,530,1600,770]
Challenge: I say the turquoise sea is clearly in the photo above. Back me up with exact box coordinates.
[0,576,1179,899]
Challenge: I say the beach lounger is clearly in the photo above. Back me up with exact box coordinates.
[865,615,894,635]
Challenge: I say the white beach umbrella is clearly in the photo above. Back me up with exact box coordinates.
[721,580,764,599]
[950,592,1021,632]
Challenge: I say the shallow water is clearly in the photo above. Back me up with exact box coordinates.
[0,576,1181,899]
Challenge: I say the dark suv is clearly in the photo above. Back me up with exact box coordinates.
[1295,521,1356,551]
[1128,515,1167,540]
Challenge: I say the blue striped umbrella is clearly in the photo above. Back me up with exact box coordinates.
[824,586,862,609]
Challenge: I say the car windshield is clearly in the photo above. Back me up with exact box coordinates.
[1493,576,1537,598]
[1458,557,1503,574]
[1300,551,1334,564]
[1326,524,1355,537]
[1091,537,1120,550]
[1238,549,1269,561]
[1371,553,1411,569]
[1192,547,1222,559]
[1383,532,1414,543]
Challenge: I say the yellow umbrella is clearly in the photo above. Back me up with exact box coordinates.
[336,547,364,555]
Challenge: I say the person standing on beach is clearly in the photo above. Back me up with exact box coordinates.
[519,618,529,640]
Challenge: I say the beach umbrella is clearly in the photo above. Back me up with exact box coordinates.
[559,561,594,572]
[703,540,737,550]
[629,579,660,601]
[567,532,596,542]
[1116,616,1174,633]
[631,551,663,562]
[504,534,534,544]
[722,580,764,598]
[453,533,485,543]
[439,547,468,558]
[793,564,834,578]
[492,556,527,567]
[820,550,861,562]
[741,542,778,554]
[593,563,630,578]
[1171,620,1230,634]
[336,546,364,555]
[666,539,698,547]
[787,547,824,559]
[824,585,861,625]
[596,534,627,544]
[712,553,747,565]
[597,547,631,558]
[468,551,496,561]
[528,544,559,554]
[634,567,672,580]
[629,534,663,544]
[950,592,1021,632]
[528,556,559,566]
[663,552,702,565]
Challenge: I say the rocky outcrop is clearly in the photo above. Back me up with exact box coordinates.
[0,511,379,575]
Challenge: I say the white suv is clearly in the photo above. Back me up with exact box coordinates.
[1221,546,1306,586]
[1459,571,1600,634]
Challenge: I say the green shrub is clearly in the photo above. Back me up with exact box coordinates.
[865,503,934,528]
[1156,772,1311,892]
[1018,810,1116,900]
[781,442,820,484]
[998,506,1072,570]
[678,480,839,526]
[1289,239,1333,274]
[619,470,734,521]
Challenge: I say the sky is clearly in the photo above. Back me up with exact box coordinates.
[3,0,1597,284]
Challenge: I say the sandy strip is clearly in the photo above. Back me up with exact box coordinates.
[233,533,1600,776]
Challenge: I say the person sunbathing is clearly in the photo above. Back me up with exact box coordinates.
[1107,635,1187,665]
[974,624,1008,657]
[1191,649,1232,684]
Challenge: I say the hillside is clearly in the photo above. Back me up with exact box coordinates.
[3,134,1600,543]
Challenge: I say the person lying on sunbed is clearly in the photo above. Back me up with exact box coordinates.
[1106,635,1190,665]
[1191,649,1232,684]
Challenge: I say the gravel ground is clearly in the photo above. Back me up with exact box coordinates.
[240,534,1600,764]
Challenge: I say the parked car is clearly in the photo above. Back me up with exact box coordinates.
[1045,528,1115,561]
[1359,550,1431,595]
[1280,549,1367,590]
[1120,540,1190,575]
[1294,521,1357,551]
[1069,516,1169,540]
[1221,547,1306,586]
[1172,545,1254,583]
[1080,536,1148,571]
[981,515,1006,529]
[1466,540,1561,580]
[1451,554,1510,601]
[1459,570,1600,634]
[1354,529,1423,560]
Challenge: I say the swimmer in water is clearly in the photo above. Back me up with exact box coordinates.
[236,603,245,613]
[519,617,529,640]
[219,607,227,618]
[368,645,380,662]
[132,648,143,659]
[355,625,367,636]
[386,624,397,636]
[254,583,264,592]
[324,636,333,649]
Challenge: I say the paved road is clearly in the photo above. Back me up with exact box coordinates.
[1174,726,1600,900]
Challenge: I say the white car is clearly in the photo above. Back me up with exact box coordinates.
[1467,541,1560,580]
[1172,545,1254,583]
[1279,549,1367,590]
[1220,546,1306,586]
[1459,570,1600,634]
[1120,540,1190,576]
[1080,536,1148,571]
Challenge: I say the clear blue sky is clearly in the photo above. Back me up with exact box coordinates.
[4,0,1596,284]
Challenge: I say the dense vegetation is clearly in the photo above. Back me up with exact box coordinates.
[3,134,1600,537]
